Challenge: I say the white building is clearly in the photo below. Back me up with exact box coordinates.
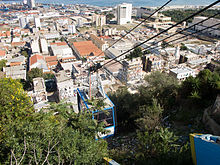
[23,0,27,5]
[190,16,220,37]
[27,0,35,8]
[31,77,48,104]
[117,3,132,25]
[40,38,48,54]
[50,42,73,59]
[34,16,41,28]
[55,70,75,101]
[118,57,143,84]
[19,17,28,28]
[170,67,196,81]
[92,15,106,27]
[4,65,26,80]
[31,39,40,54]
[44,32,60,40]
[105,40,134,60]
[68,25,76,34]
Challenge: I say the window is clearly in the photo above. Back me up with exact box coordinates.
[93,110,114,128]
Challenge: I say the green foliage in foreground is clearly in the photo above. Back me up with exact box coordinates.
[136,128,192,165]
[0,78,34,140]
[0,78,108,164]
[0,59,6,71]
[109,70,219,164]
[180,69,220,105]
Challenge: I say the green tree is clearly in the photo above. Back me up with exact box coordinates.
[109,87,140,130]
[27,68,43,83]
[180,43,188,51]
[180,69,220,106]
[21,50,28,58]
[143,71,179,110]
[43,73,55,80]
[0,59,7,71]
[136,99,163,131]
[136,128,192,165]
[1,102,108,164]
[127,47,143,60]
[106,13,115,22]
[0,78,34,141]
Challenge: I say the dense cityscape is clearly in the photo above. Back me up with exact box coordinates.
[0,0,219,164]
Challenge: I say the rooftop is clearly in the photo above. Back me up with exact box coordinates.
[0,50,6,56]
[55,70,72,83]
[33,77,46,92]
[170,67,194,74]
[30,54,44,66]
[104,59,123,73]
[50,42,67,46]
[73,41,104,57]
[44,56,58,62]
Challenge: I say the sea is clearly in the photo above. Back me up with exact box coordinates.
[0,0,217,7]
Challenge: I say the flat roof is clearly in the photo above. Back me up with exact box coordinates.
[170,67,194,74]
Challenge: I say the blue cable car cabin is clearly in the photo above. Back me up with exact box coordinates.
[77,88,116,139]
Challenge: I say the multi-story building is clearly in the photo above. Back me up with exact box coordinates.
[31,77,48,104]
[68,25,76,34]
[50,42,73,59]
[105,40,134,61]
[170,67,196,81]
[118,57,143,84]
[144,55,163,72]
[29,54,50,73]
[27,0,35,8]
[55,70,75,101]
[39,38,48,55]
[31,38,40,54]
[190,17,220,38]
[90,34,109,51]
[34,16,41,28]
[92,15,106,27]
[19,17,28,28]
[117,3,132,25]
[4,65,26,80]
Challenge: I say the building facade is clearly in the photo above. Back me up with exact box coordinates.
[190,17,220,38]
[117,3,132,25]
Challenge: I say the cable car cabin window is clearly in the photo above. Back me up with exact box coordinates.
[93,110,114,128]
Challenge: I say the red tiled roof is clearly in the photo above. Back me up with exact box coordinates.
[44,56,58,62]
[50,42,67,46]
[6,31,10,37]
[62,56,76,60]
[47,61,58,67]
[14,33,20,37]
[0,50,6,56]
[30,54,44,66]
[10,62,21,66]
[11,42,25,47]
[72,41,104,57]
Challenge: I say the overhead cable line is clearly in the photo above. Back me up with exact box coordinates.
[146,22,220,52]
[142,12,220,52]
[89,0,172,64]
[96,0,220,71]
[105,21,220,68]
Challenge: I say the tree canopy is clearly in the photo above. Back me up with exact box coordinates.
[127,47,143,60]
[0,59,7,71]
[0,79,108,164]
[0,78,34,141]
